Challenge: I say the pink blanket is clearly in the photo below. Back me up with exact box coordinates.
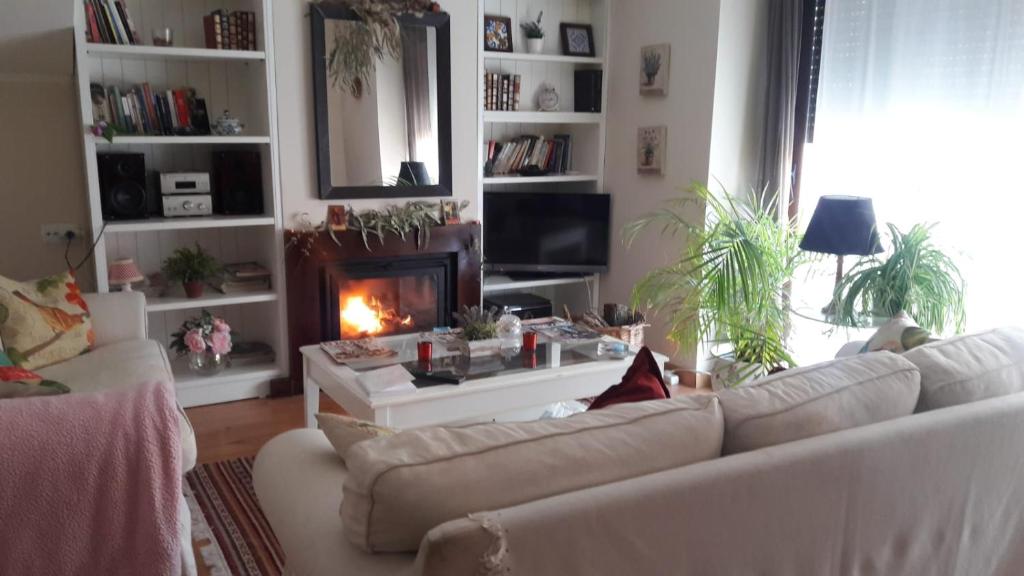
[0,380,182,576]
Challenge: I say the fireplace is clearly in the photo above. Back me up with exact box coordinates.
[282,223,481,396]
[322,255,455,341]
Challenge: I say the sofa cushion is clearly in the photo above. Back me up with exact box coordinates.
[904,327,1024,412]
[36,340,197,473]
[0,351,69,398]
[317,413,395,464]
[0,271,94,370]
[717,352,921,454]
[588,347,670,410]
[342,395,723,552]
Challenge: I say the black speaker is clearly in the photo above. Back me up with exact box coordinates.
[97,153,148,220]
[212,151,264,215]
[574,70,603,113]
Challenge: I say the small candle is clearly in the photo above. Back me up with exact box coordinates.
[522,331,538,352]
[417,340,433,363]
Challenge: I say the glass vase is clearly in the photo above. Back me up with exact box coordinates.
[188,351,228,375]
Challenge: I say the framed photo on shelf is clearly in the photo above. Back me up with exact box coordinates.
[640,44,671,96]
[637,126,667,175]
[440,200,461,225]
[484,15,514,52]
[560,23,596,57]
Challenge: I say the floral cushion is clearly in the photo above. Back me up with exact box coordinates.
[0,271,95,370]
[861,311,933,354]
[316,413,396,464]
[0,350,70,398]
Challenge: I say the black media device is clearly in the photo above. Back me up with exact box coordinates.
[212,150,264,215]
[97,152,148,220]
[484,293,553,320]
[574,70,603,113]
[483,192,611,274]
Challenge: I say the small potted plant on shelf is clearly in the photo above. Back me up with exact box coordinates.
[455,305,503,357]
[520,11,545,54]
[162,243,221,299]
[170,310,233,375]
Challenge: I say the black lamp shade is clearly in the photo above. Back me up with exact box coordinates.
[799,196,884,256]
[399,161,431,186]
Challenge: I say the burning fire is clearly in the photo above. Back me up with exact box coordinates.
[340,295,413,337]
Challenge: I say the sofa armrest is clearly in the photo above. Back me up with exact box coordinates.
[84,292,148,347]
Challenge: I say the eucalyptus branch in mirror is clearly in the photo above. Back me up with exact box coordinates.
[319,0,441,97]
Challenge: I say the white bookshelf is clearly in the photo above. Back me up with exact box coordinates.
[73,0,287,407]
[478,0,610,315]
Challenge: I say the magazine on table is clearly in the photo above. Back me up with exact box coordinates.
[522,317,603,343]
[320,338,397,364]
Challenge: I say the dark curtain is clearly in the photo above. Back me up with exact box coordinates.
[401,27,432,162]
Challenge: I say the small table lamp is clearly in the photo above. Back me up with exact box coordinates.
[799,196,883,313]
[398,161,430,185]
[108,258,144,292]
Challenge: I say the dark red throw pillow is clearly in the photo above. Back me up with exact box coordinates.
[588,347,670,410]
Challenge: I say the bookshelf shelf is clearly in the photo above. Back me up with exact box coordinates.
[483,174,599,185]
[85,43,266,62]
[483,111,603,125]
[483,52,603,65]
[91,135,271,145]
[103,215,276,233]
[146,291,278,313]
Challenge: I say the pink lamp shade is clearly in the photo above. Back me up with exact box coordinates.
[108,258,145,291]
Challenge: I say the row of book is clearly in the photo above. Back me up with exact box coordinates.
[485,135,574,176]
[203,10,259,51]
[214,262,271,294]
[484,73,522,111]
[84,0,140,45]
[91,82,211,136]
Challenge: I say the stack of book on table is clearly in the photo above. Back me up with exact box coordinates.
[215,262,271,294]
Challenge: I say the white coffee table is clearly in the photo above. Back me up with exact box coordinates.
[301,335,667,429]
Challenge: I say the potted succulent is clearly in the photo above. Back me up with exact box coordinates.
[520,11,544,54]
[455,305,503,357]
[170,310,233,375]
[162,243,221,299]
[627,183,805,387]
[831,223,965,334]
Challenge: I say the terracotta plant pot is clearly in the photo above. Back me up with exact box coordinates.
[183,281,205,299]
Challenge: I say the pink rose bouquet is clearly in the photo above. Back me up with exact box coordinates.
[170,310,233,358]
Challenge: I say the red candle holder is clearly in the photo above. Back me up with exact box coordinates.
[522,331,538,352]
[522,352,537,369]
[417,340,433,363]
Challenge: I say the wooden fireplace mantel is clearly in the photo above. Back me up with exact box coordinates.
[277,222,482,396]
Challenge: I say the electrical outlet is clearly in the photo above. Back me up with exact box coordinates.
[41,224,84,244]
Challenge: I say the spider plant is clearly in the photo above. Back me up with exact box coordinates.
[832,223,965,334]
[626,182,805,384]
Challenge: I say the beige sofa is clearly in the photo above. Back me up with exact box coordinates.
[254,329,1024,575]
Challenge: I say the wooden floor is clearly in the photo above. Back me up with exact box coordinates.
[185,393,348,464]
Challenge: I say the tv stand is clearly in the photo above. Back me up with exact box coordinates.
[482,273,599,316]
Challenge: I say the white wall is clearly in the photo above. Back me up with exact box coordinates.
[271,0,479,225]
[601,0,723,367]
[0,0,95,288]
[709,0,769,197]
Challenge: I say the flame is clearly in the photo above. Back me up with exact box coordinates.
[340,294,413,337]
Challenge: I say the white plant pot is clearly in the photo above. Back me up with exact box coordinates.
[526,38,544,54]
[467,338,505,358]
[710,358,764,391]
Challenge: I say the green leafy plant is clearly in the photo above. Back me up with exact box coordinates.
[832,223,965,334]
[162,244,221,283]
[520,11,544,39]
[320,0,439,97]
[626,182,805,383]
[455,305,499,341]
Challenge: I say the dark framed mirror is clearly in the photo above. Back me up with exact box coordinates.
[311,5,452,199]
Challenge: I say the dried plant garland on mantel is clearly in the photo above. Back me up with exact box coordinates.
[318,0,442,97]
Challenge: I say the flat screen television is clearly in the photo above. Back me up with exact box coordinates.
[484,192,611,274]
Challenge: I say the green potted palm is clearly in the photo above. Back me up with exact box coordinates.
[627,183,805,387]
[832,223,965,334]
[162,243,221,299]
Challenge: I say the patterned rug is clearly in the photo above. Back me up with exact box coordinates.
[185,457,285,576]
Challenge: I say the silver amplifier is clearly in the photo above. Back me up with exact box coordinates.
[160,172,211,195]
[162,194,213,217]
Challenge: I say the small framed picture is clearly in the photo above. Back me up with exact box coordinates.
[440,200,461,225]
[637,126,667,175]
[640,44,671,96]
[560,23,596,57]
[484,15,514,53]
[327,205,347,232]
